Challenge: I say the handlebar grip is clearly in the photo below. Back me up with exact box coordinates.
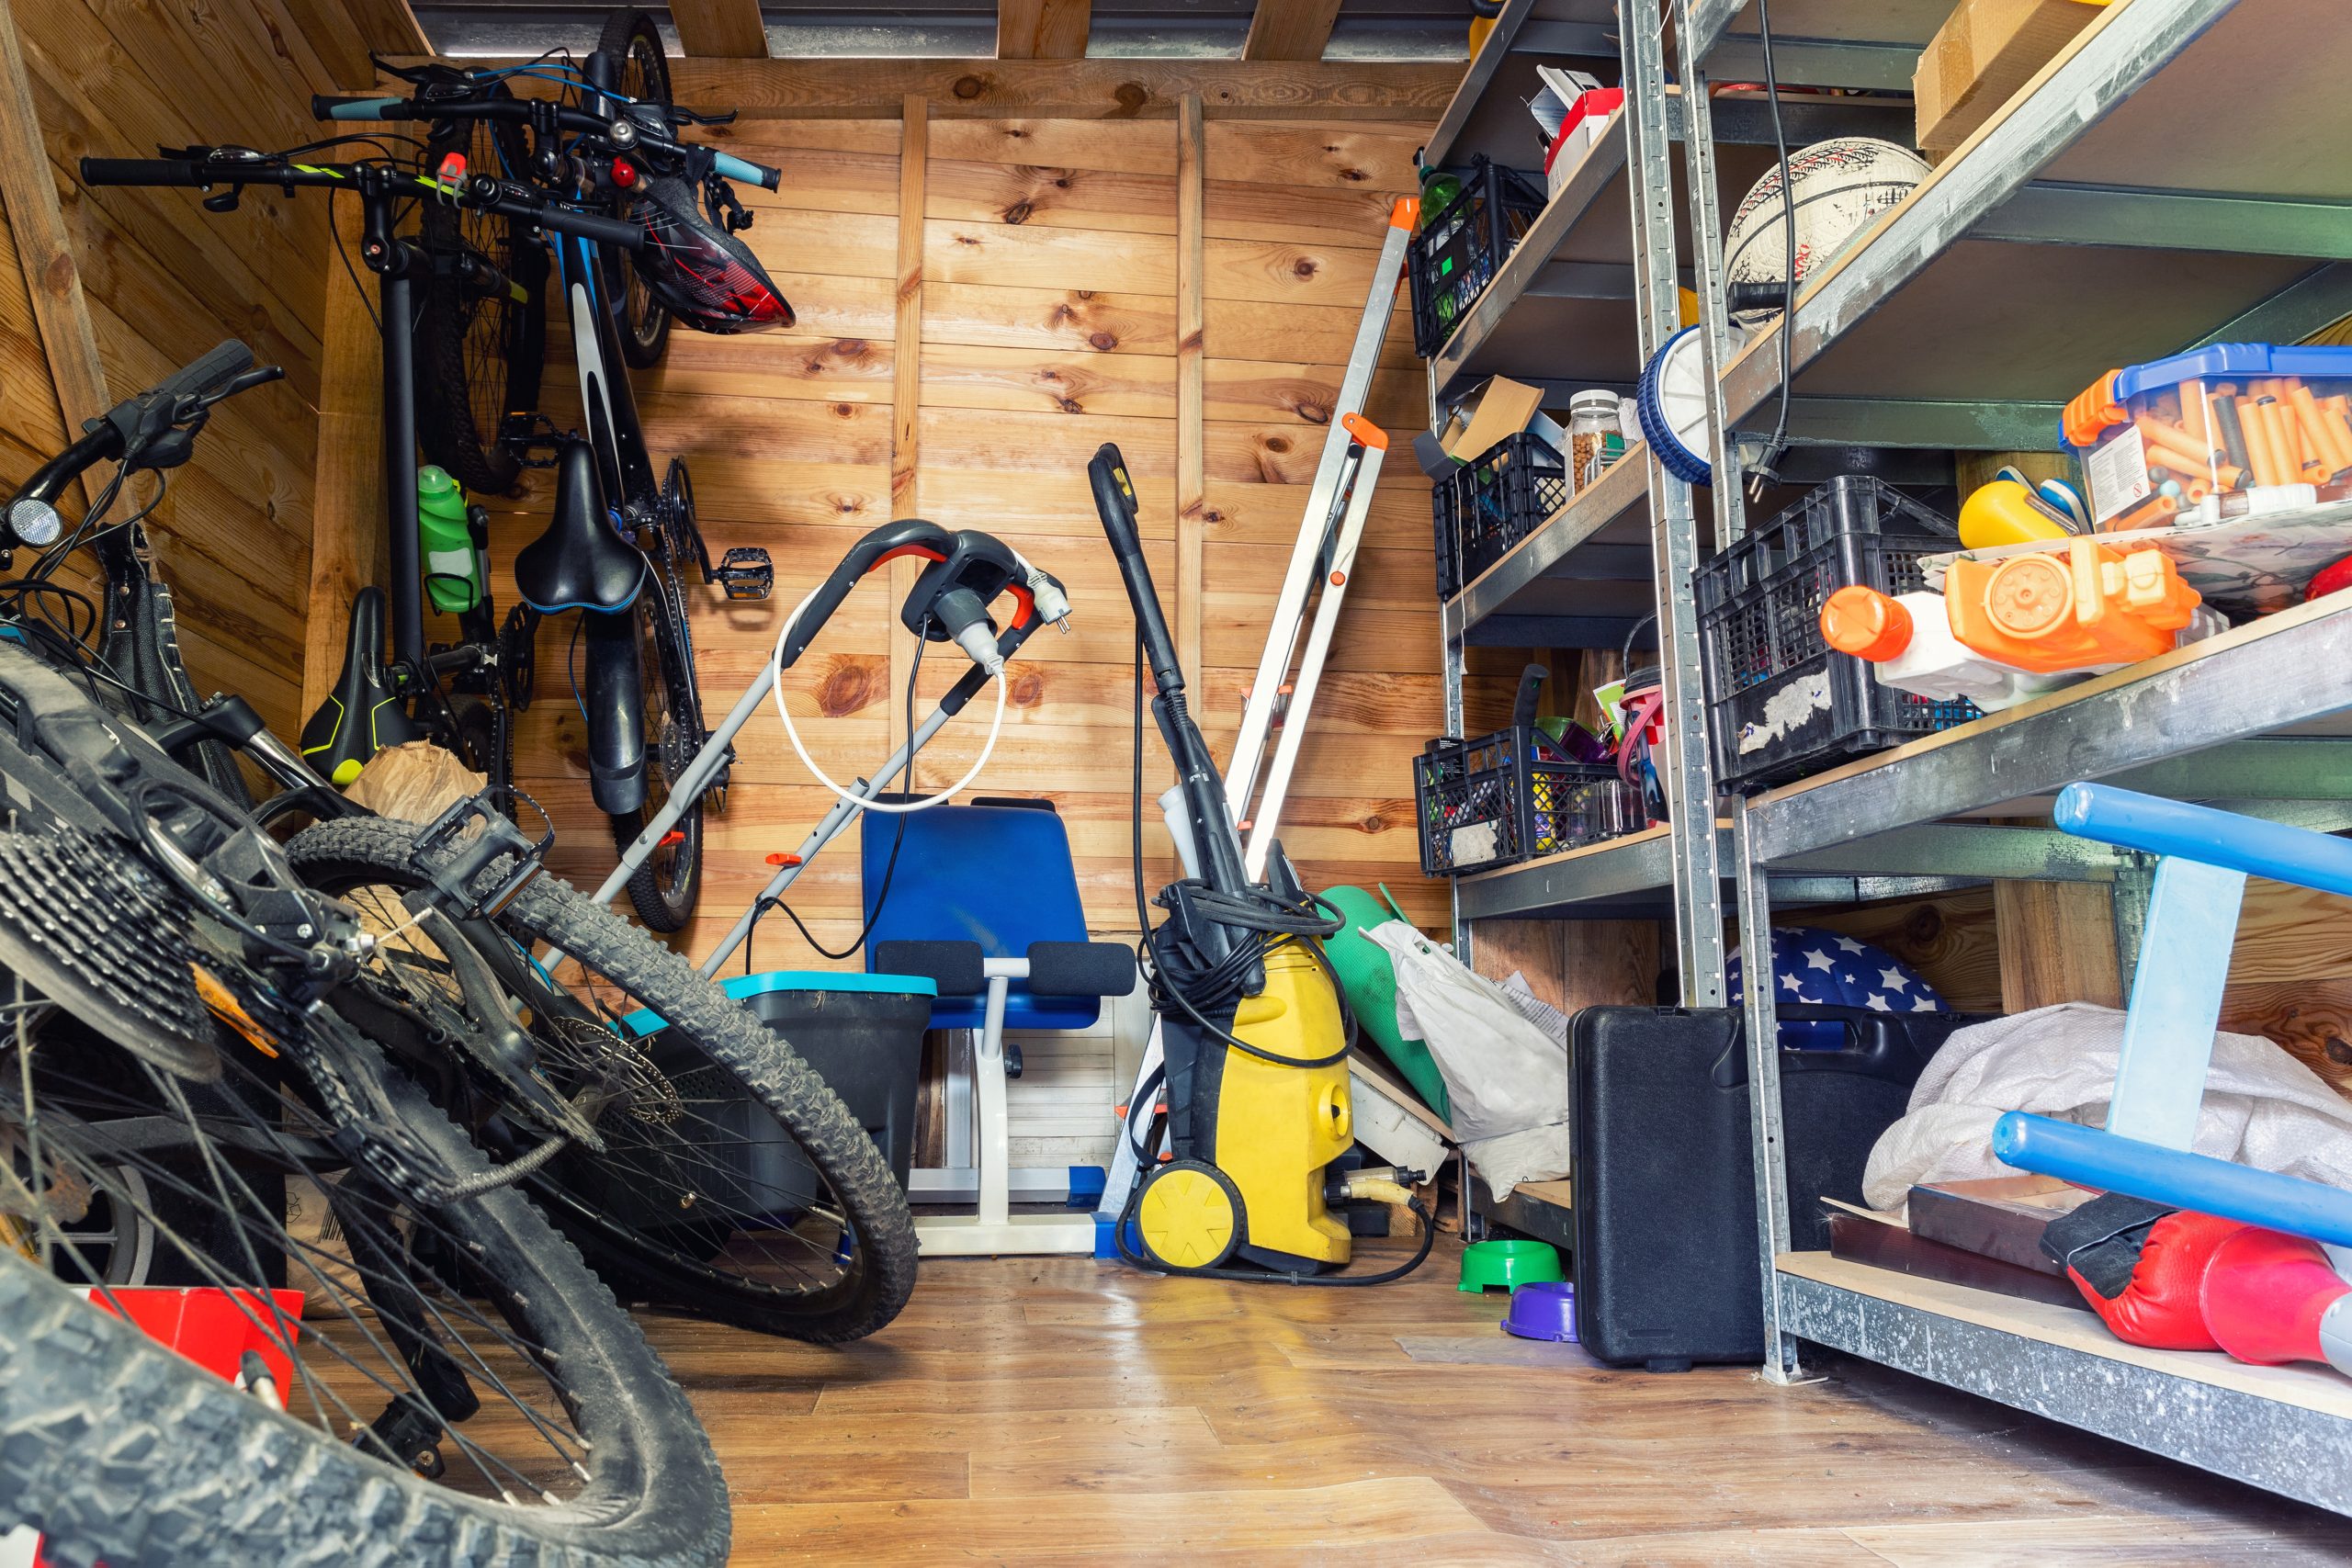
[312,94,411,121]
[154,340,256,403]
[711,151,782,192]
[79,158,211,187]
[1089,444,1148,571]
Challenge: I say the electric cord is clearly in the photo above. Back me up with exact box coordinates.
[1124,637,1354,1073]
[1749,0,1796,502]
[742,624,922,969]
[1111,1179,1439,1288]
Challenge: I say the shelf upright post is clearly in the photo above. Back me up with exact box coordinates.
[1624,0,1727,1007]
[1673,0,1797,1382]
[1733,806,1802,1382]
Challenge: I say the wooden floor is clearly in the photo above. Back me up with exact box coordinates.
[639,1239,2352,1565]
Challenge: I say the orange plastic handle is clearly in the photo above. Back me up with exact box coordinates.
[2063,369,2127,448]
[1341,412,1389,451]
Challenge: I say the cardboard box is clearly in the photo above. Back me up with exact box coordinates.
[1914,0,2105,158]
[1441,376,1556,463]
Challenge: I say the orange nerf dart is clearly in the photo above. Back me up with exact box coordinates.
[1945,538,2201,674]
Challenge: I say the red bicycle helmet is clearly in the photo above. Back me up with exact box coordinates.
[630,174,793,333]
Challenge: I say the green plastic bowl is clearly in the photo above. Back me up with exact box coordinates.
[1459,1237,1566,1293]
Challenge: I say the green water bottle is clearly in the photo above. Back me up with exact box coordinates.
[417,465,485,615]
[1416,164,1462,228]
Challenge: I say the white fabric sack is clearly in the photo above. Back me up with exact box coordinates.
[1863,1001,2352,1211]
[1363,925,1569,1196]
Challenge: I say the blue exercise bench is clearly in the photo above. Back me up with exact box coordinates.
[1994,783,2352,1246]
[862,798,1134,1256]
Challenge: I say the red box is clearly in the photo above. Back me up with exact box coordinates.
[85,1286,307,1392]
[1544,87,1627,196]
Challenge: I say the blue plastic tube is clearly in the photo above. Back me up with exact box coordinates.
[1993,1111,2352,1247]
[2054,782,2352,900]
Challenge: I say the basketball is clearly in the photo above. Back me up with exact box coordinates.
[1723,137,1929,329]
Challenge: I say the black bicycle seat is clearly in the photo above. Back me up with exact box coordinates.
[301,584,424,786]
[514,441,645,615]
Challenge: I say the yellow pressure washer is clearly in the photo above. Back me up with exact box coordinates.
[1089,446,1431,1284]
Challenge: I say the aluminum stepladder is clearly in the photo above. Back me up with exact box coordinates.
[1094,199,1414,1247]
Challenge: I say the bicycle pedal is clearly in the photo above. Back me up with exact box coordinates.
[713,547,773,601]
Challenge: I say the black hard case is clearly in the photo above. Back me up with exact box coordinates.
[1568,1004,1984,1371]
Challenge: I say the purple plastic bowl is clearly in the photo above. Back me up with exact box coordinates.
[1501,1280,1577,1342]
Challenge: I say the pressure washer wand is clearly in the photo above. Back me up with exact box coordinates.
[1089,442,1252,910]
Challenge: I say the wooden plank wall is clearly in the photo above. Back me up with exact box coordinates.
[493,107,1516,966]
[1,0,333,737]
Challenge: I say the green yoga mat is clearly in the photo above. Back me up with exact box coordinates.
[1318,883,1451,1123]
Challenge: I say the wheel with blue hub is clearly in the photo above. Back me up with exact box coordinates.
[1637,326,1713,486]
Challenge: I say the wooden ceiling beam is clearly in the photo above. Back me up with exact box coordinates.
[378,55,1457,119]
[1241,0,1346,62]
[282,0,429,89]
[997,0,1091,59]
[671,0,770,59]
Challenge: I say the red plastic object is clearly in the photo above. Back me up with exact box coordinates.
[2308,552,2352,603]
[1543,88,1626,181]
[2201,1224,2350,1367]
[611,157,638,189]
[2069,1210,2234,1351]
[85,1286,307,1392]
[435,151,467,186]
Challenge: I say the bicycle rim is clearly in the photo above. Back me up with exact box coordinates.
[285,817,918,1343]
[1,964,728,1564]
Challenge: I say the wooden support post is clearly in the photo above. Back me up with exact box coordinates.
[1241,0,1346,62]
[671,0,771,60]
[888,95,929,763]
[997,0,1091,59]
[0,0,109,509]
[1174,93,1204,693]
[1996,880,2124,1011]
[302,253,389,719]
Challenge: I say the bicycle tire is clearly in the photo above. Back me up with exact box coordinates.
[608,571,702,931]
[0,1032,729,1567]
[597,9,673,369]
[416,111,547,494]
[285,816,920,1344]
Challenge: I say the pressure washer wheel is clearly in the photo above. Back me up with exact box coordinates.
[1136,1159,1247,1271]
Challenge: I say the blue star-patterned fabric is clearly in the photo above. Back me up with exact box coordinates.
[1726,927,1946,1047]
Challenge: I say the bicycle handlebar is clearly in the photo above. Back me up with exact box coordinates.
[78,156,645,249]
[306,88,785,190]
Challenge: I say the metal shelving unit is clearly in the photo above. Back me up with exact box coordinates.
[1429,0,1731,1008]
[1666,0,2352,1515]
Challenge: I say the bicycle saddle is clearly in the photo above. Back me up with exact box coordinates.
[515,440,645,615]
[301,584,424,786]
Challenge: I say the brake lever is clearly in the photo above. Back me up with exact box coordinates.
[198,365,286,409]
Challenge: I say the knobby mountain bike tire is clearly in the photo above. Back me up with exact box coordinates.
[598,9,673,369]
[285,816,920,1343]
[607,566,703,932]
[415,111,547,496]
[0,1016,729,1567]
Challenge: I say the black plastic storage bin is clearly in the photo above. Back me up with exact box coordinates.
[628,972,933,1196]
[1432,431,1569,600]
[1416,724,1646,876]
[1694,475,1978,792]
[1408,156,1547,356]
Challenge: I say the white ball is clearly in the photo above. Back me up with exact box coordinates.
[1724,137,1929,329]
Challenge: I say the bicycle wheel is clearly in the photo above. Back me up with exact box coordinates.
[416,107,548,494]
[607,568,703,932]
[285,816,919,1343]
[1,968,729,1565]
[597,9,673,369]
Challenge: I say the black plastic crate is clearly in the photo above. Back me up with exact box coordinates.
[1416,725,1648,876]
[1694,475,1977,792]
[1432,431,1568,600]
[1408,157,1547,357]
